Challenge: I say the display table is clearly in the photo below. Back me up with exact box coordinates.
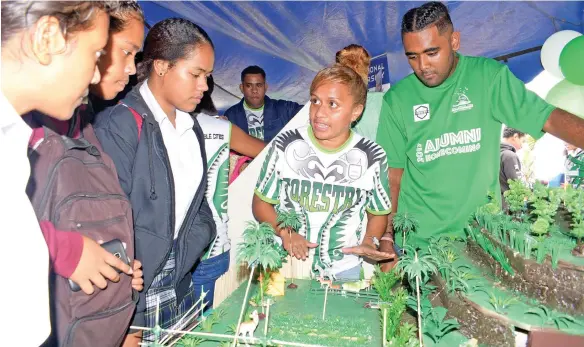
[179,279,468,347]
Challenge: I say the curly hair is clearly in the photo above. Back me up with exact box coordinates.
[1,1,118,44]
[401,1,452,34]
[310,64,367,107]
[137,18,214,82]
[335,44,371,85]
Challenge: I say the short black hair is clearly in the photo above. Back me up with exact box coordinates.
[502,127,525,139]
[241,65,266,82]
[401,1,452,34]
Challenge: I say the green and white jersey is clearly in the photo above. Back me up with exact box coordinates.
[566,149,584,189]
[244,101,264,141]
[377,54,555,242]
[255,125,391,276]
[197,114,231,259]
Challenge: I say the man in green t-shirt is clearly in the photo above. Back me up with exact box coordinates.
[376,2,584,252]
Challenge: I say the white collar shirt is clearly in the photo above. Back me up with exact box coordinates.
[0,92,51,345]
[140,81,203,238]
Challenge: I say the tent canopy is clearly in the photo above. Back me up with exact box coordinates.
[140,1,584,112]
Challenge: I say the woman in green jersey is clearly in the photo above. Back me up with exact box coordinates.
[252,64,394,280]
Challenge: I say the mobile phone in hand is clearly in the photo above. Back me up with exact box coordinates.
[69,238,131,292]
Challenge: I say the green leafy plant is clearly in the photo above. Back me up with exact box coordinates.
[504,179,531,216]
[225,324,238,335]
[276,208,302,287]
[526,305,578,329]
[447,264,481,295]
[388,322,419,347]
[380,287,409,345]
[237,221,283,270]
[393,212,420,248]
[570,220,584,245]
[487,293,517,314]
[564,186,584,222]
[530,216,551,236]
[201,309,226,332]
[528,185,561,237]
[178,337,205,347]
[531,181,549,200]
[466,226,514,275]
[372,265,401,303]
[523,234,537,260]
[534,240,547,264]
[482,191,502,215]
[423,306,460,344]
[276,208,302,231]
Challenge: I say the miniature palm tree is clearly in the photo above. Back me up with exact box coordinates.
[396,246,438,347]
[276,209,302,288]
[393,212,419,249]
[233,221,285,346]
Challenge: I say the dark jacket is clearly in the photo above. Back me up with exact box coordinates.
[93,85,216,327]
[500,143,522,196]
[224,96,303,143]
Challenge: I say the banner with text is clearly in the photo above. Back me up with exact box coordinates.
[368,53,391,92]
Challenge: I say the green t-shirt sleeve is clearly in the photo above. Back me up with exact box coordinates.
[376,95,407,168]
[490,65,555,139]
[366,151,392,215]
[254,142,281,204]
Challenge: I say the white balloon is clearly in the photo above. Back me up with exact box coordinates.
[541,30,582,79]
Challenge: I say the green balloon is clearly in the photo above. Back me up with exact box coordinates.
[546,79,584,118]
[559,35,584,86]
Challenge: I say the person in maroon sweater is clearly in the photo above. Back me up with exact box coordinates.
[27,2,146,296]
[1,1,139,344]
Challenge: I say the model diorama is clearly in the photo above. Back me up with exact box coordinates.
[430,181,584,347]
[131,183,584,346]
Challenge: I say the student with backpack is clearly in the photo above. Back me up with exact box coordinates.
[24,2,148,346]
[94,18,217,342]
[0,2,136,345]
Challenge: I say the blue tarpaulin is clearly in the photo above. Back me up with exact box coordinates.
[139,1,584,112]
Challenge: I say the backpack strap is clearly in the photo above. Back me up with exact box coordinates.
[119,102,143,140]
[61,136,101,157]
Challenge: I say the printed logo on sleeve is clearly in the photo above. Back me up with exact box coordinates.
[413,104,430,122]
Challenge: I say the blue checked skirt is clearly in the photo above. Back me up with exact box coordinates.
[143,246,196,342]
